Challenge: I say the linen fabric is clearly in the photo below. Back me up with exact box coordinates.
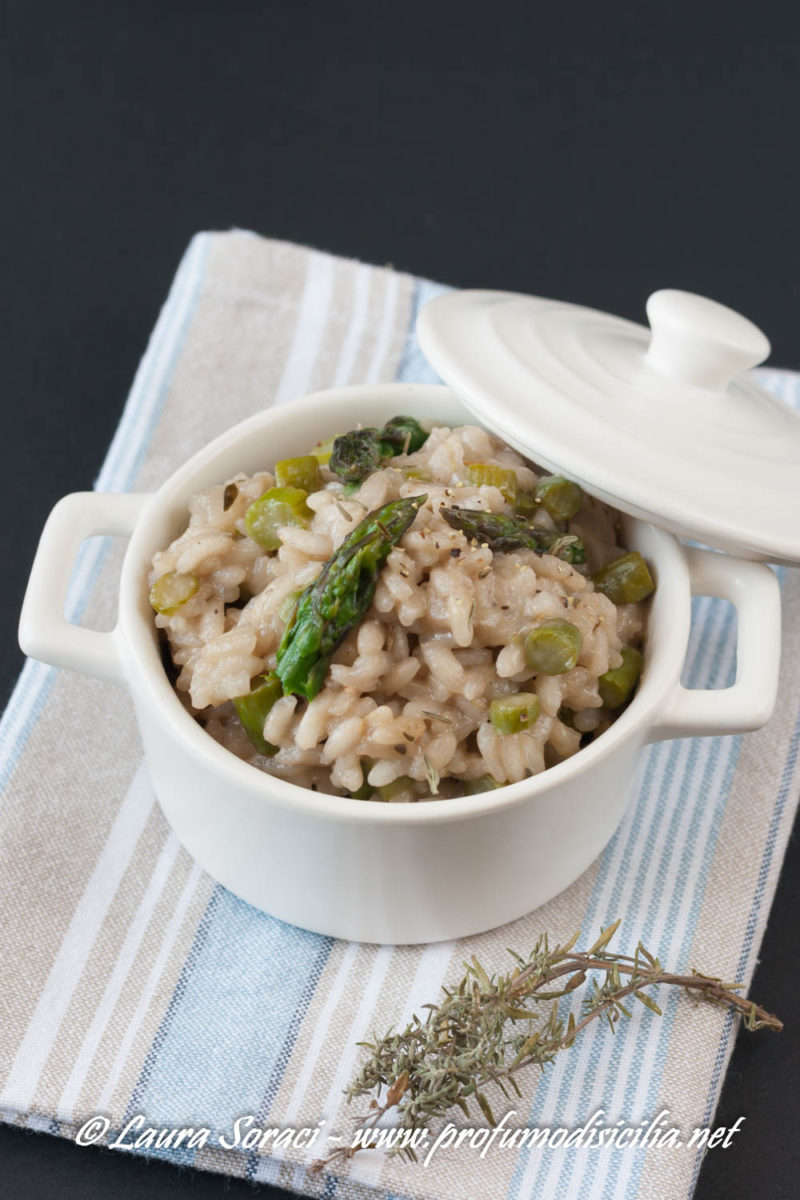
[1,231,798,1200]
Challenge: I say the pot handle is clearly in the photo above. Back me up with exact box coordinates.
[19,491,151,685]
[647,546,781,742]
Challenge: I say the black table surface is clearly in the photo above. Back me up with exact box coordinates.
[3,3,799,1198]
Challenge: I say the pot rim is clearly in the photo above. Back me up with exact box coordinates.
[118,382,690,827]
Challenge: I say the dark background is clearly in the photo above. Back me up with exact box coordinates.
[3,2,798,1197]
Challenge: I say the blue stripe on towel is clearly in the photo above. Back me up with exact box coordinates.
[242,935,333,1180]
[126,886,331,1167]
[396,278,449,384]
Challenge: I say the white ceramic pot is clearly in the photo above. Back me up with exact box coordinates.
[18,384,781,944]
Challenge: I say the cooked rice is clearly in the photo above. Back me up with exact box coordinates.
[150,423,649,799]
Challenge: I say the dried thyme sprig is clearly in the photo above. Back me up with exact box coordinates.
[315,921,781,1169]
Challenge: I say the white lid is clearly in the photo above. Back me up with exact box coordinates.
[417,288,800,565]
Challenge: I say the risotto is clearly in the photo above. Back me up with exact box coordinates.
[149,418,654,800]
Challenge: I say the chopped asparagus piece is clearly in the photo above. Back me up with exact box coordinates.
[233,671,283,756]
[245,486,313,551]
[593,552,655,604]
[489,692,541,735]
[376,776,417,801]
[310,434,339,465]
[348,760,375,799]
[149,571,198,615]
[535,475,583,521]
[598,646,644,708]
[523,619,582,675]
[462,775,503,795]
[348,780,375,799]
[275,455,321,493]
[465,463,518,503]
[514,490,539,518]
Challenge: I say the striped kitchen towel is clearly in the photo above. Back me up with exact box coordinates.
[1,231,798,1200]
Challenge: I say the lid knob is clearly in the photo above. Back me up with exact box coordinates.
[644,289,770,391]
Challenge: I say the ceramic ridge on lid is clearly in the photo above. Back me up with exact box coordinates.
[417,288,800,565]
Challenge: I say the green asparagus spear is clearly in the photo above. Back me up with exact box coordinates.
[440,506,587,564]
[329,428,384,484]
[378,415,429,456]
[276,494,428,700]
[329,416,430,485]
